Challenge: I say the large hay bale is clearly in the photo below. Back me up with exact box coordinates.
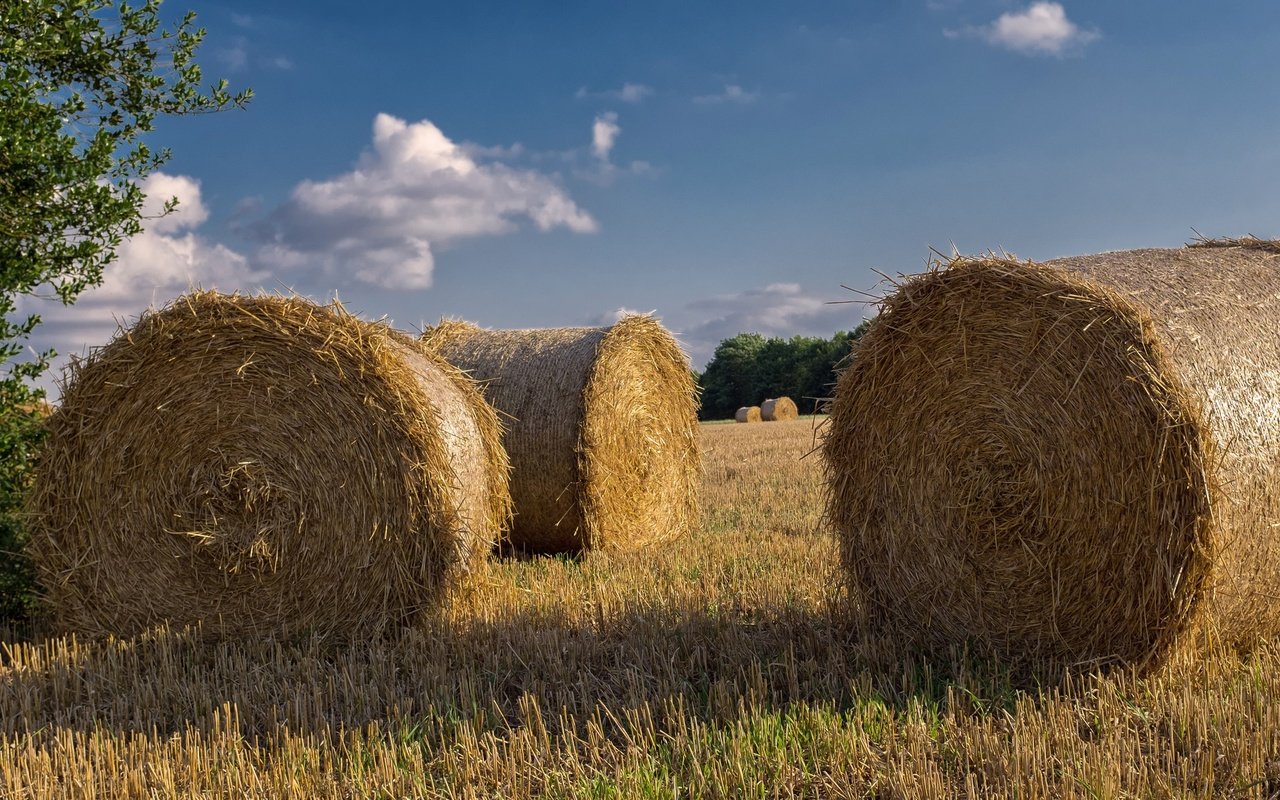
[761,396,798,422]
[423,316,700,553]
[824,241,1280,668]
[735,406,762,423]
[28,292,510,639]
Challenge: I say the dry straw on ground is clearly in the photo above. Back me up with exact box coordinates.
[761,396,798,422]
[27,291,510,640]
[423,316,700,553]
[735,406,762,423]
[825,239,1280,669]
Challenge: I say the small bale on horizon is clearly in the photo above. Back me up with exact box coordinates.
[761,396,798,422]
[735,406,762,423]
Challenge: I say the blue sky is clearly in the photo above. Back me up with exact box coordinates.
[23,0,1280,390]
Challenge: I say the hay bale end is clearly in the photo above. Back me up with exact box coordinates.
[824,241,1280,669]
[761,396,798,422]
[423,315,700,554]
[28,292,510,639]
[735,406,762,423]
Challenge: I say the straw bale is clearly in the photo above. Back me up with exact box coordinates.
[761,396,798,422]
[423,316,699,553]
[735,406,762,423]
[27,292,510,639]
[824,241,1280,668]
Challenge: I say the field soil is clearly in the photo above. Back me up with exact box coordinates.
[2,418,1279,798]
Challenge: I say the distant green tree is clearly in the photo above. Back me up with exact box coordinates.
[754,336,800,401]
[697,318,876,420]
[0,0,250,619]
[698,333,766,420]
[0,406,44,620]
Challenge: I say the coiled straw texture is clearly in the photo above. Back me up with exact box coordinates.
[735,406,762,423]
[825,241,1280,669]
[28,292,510,639]
[761,397,798,422]
[423,316,700,553]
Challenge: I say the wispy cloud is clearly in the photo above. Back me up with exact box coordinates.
[460,141,526,160]
[575,83,654,103]
[575,112,652,186]
[670,283,869,367]
[490,114,654,185]
[216,33,294,72]
[217,38,249,71]
[693,84,760,105]
[945,2,1099,56]
[252,113,597,290]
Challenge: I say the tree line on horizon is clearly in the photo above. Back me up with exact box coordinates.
[694,318,874,420]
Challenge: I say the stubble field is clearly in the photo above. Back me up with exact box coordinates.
[2,419,1279,798]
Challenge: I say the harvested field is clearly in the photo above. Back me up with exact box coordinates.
[423,317,699,554]
[3,418,1280,798]
[26,292,510,641]
[825,242,1280,670]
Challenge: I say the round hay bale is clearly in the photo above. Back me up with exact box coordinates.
[735,406,762,423]
[824,241,1280,669]
[761,397,798,422]
[27,292,510,639]
[422,316,700,553]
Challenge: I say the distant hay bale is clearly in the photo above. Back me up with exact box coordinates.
[761,397,798,422]
[735,406,762,423]
[824,241,1280,669]
[423,316,700,553]
[27,292,510,640]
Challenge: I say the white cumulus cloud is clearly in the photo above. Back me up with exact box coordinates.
[253,113,597,289]
[20,172,261,392]
[946,2,1099,56]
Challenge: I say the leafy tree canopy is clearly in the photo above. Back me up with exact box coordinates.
[0,0,249,618]
[696,322,875,420]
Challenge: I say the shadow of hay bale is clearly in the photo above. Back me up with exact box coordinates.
[0,604,857,740]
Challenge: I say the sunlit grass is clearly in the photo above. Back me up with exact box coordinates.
[1,418,1278,798]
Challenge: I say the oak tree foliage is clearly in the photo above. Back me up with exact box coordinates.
[695,318,874,420]
[0,0,249,618]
